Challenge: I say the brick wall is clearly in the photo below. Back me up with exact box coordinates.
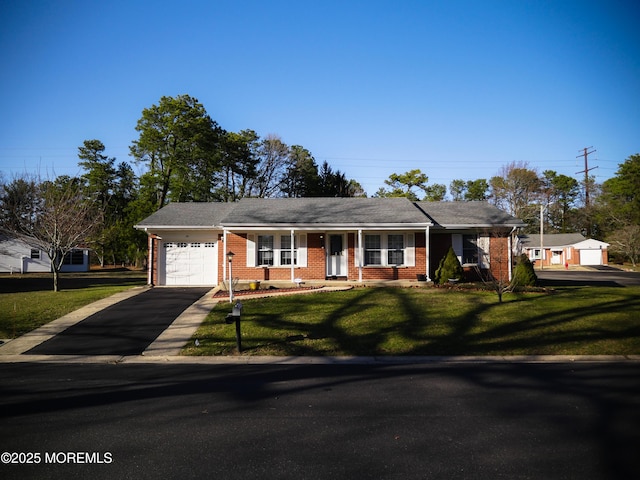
[489,235,511,282]
[221,231,429,282]
[149,235,159,285]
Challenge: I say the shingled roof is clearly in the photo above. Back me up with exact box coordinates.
[135,198,525,230]
[221,197,429,227]
[519,233,586,248]
[416,201,525,228]
[134,202,236,229]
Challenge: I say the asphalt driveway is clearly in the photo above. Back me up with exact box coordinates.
[26,288,211,356]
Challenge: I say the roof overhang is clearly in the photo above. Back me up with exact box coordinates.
[221,222,433,231]
[431,223,525,230]
[134,225,219,231]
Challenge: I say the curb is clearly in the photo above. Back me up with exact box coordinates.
[1,354,639,365]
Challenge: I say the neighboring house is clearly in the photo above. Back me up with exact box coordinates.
[135,198,525,286]
[0,232,90,273]
[518,233,609,267]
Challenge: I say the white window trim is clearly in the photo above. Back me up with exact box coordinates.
[360,232,415,267]
[246,232,307,268]
[452,233,490,267]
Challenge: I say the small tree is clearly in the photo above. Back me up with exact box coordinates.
[474,230,526,302]
[434,246,464,285]
[511,254,538,287]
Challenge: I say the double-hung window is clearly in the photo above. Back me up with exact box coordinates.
[280,235,297,266]
[364,235,382,265]
[363,233,413,267]
[462,234,478,265]
[387,234,404,265]
[248,233,306,268]
[257,235,274,266]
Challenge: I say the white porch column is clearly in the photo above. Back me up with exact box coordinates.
[357,229,363,283]
[291,228,295,282]
[508,227,516,281]
[223,229,228,281]
[425,226,431,281]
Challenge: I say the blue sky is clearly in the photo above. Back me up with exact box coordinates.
[1,0,638,197]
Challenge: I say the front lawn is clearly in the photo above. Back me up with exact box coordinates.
[183,286,640,356]
[0,270,147,338]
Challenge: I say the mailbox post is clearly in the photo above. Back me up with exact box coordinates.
[225,301,243,352]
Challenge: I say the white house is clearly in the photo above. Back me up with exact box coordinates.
[0,232,90,273]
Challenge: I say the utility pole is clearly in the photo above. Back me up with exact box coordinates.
[576,147,597,236]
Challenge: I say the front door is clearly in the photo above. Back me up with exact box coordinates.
[326,234,347,277]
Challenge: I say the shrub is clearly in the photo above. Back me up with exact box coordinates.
[512,254,538,287]
[434,246,465,285]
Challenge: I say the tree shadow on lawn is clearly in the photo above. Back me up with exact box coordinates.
[239,286,640,356]
[0,270,147,293]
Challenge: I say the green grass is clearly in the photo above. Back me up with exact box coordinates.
[184,286,640,356]
[0,271,147,338]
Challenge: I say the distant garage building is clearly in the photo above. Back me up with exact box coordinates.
[519,233,609,267]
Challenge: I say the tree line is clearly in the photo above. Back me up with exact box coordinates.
[1,93,639,284]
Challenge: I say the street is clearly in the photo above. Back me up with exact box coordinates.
[1,361,639,479]
[536,266,640,287]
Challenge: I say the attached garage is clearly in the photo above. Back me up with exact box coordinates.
[159,240,218,286]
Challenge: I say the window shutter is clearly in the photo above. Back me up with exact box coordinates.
[405,233,415,266]
[246,234,256,267]
[297,234,307,267]
[452,234,463,264]
[478,235,490,268]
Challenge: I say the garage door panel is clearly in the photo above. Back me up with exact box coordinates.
[580,249,602,266]
[162,241,217,285]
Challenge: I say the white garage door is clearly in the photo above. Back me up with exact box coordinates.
[162,241,217,285]
[580,249,602,266]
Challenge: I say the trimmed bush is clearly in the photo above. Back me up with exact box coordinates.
[512,254,538,287]
[435,246,465,285]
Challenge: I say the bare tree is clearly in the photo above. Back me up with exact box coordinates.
[607,224,640,267]
[2,175,100,291]
[489,161,541,219]
[473,228,516,303]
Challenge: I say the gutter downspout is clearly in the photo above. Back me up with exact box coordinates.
[223,229,228,282]
[508,226,516,281]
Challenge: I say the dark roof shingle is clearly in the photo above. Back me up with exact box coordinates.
[134,202,236,228]
[135,199,526,229]
[222,197,428,225]
[416,201,525,227]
